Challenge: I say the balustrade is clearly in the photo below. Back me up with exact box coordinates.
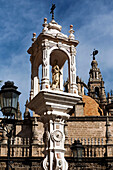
[0,137,43,157]
[0,137,113,158]
[65,137,113,158]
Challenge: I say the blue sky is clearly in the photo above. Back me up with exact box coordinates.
[0,0,113,117]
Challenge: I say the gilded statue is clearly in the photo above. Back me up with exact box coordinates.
[52,60,61,89]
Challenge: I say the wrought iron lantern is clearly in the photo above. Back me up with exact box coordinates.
[0,81,21,117]
[71,139,84,161]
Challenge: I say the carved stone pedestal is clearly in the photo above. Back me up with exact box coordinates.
[42,114,68,170]
[28,90,81,170]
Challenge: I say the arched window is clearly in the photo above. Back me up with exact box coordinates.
[95,87,99,97]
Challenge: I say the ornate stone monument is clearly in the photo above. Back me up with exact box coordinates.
[27,7,81,169]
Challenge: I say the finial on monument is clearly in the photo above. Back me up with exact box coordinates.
[91,49,98,60]
[50,4,56,20]
[69,25,75,40]
[42,18,48,32]
[32,33,36,42]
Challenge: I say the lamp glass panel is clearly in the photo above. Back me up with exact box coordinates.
[78,149,82,157]
[3,92,12,108]
[12,92,18,109]
[0,94,3,109]
[73,149,77,157]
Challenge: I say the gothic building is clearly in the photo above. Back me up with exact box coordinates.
[88,53,107,113]
[0,8,113,170]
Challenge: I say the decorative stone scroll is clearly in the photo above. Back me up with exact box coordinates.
[51,130,63,142]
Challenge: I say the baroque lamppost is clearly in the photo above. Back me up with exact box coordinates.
[71,139,84,169]
[0,81,21,170]
[71,139,84,161]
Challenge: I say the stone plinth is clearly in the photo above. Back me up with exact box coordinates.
[28,90,81,170]
[27,89,81,115]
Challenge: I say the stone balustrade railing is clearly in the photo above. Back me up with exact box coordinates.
[65,137,113,158]
[0,137,44,157]
[0,137,113,158]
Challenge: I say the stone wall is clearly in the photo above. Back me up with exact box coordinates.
[66,117,113,145]
[67,157,113,170]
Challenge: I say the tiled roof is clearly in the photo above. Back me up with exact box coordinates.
[82,95,103,116]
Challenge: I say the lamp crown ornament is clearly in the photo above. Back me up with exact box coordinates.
[4,81,14,86]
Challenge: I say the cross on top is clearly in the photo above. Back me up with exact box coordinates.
[50,4,56,20]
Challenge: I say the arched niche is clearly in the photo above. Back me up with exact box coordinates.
[49,49,70,91]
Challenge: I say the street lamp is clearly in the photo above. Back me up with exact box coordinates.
[71,139,84,161]
[0,81,21,170]
[0,81,21,118]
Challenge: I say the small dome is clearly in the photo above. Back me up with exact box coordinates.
[48,19,62,32]
[46,19,68,39]
[82,95,103,116]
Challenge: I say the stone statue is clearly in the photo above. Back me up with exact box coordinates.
[52,60,61,89]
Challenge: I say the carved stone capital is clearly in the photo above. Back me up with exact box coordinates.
[70,45,76,55]
[42,39,49,49]
[57,42,62,49]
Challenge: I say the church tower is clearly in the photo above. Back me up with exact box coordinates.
[27,5,81,170]
[88,50,107,113]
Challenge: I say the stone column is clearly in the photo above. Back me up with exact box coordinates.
[70,45,78,94]
[30,56,34,100]
[42,112,69,170]
[30,79,34,100]
[41,39,50,90]
[60,67,63,91]
[33,75,39,97]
